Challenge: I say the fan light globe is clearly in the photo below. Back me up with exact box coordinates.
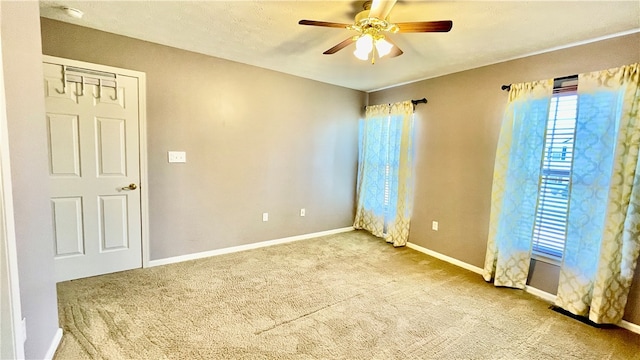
[355,34,374,53]
[375,38,393,57]
[354,48,370,61]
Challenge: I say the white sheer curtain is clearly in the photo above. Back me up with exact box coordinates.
[354,101,415,247]
[555,63,640,324]
[483,80,554,287]
[482,63,640,324]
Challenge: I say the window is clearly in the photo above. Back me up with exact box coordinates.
[354,101,415,246]
[531,77,578,260]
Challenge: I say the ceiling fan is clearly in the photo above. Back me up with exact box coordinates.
[299,0,453,64]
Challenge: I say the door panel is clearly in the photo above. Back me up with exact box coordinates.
[44,61,143,282]
[51,197,84,257]
[46,114,81,177]
[98,195,129,251]
[96,117,127,176]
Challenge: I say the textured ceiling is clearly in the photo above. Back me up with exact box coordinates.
[39,1,640,92]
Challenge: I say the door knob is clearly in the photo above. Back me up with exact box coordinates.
[121,183,137,190]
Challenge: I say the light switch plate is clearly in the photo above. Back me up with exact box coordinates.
[168,151,186,163]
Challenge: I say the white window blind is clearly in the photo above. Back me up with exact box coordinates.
[532,85,578,259]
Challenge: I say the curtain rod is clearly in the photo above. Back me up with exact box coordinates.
[363,98,428,111]
[501,75,579,91]
[411,98,428,107]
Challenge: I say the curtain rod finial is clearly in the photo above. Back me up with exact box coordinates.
[411,98,427,106]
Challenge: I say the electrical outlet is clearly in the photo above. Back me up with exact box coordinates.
[262,213,269,222]
[300,208,306,217]
[432,221,439,231]
[168,151,186,163]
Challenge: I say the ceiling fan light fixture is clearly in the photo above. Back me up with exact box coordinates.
[375,38,393,57]
[353,48,370,61]
[354,34,374,61]
[353,33,393,62]
[299,0,453,61]
[355,34,374,53]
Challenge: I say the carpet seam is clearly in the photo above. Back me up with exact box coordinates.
[254,293,364,335]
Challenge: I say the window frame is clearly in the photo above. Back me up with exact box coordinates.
[531,76,578,265]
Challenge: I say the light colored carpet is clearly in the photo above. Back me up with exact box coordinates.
[54,230,640,359]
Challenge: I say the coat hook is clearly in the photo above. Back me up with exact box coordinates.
[94,78,102,99]
[110,76,119,101]
[55,65,68,95]
[74,75,85,96]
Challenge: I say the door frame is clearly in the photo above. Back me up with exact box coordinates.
[1,32,25,360]
[43,55,151,269]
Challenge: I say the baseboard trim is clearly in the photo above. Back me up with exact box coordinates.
[406,242,484,275]
[524,286,640,335]
[619,320,640,335]
[44,328,63,360]
[149,227,355,267]
[406,242,640,336]
[524,285,557,303]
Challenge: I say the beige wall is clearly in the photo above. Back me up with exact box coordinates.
[2,2,60,358]
[41,19,365,260]
[369,33,640,325]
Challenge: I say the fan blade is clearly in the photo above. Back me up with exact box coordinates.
[369,0,397,20]
[298,20,350,29]
[396,20,453,33]
[383,37,403,58]
[323,37,356,55]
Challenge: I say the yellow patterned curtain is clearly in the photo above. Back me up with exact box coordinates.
[483,80,554,288]
[354,101,415,247]
[555,63,640,324]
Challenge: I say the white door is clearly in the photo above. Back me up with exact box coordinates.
[43,60,143,282]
